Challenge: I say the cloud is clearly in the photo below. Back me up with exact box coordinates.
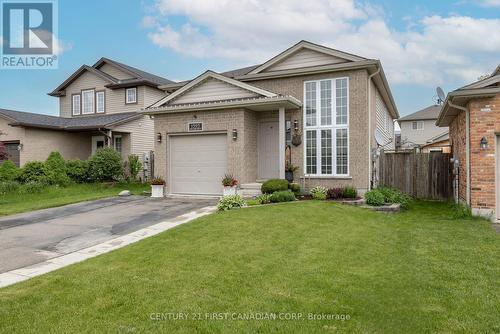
[477,0,500,7]
[145,0,500,86]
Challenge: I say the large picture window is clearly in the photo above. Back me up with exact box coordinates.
[304,78,349,176]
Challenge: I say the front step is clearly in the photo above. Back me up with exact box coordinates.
[239,183,263,198]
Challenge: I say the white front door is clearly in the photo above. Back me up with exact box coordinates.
[92,136,105,155]
[170,134,227,195]
[258,121,279,180]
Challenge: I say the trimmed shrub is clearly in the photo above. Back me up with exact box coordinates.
[128,155,142,181]
[217,195,246,211]
[256,193,272,205]
[343,186,358,199]
[88,148,123,182]
[288,183,301,196]
[261,179,289,194]
[0,160,20,181]
[18,161,48,184]
[270,190,296,203]
[377,187,412,209]
[310,186,328,200]
[45,152,71,186]
[0,181,20,194]
[18,182,47,194]
[327,187,344,200]
[365,189,385,206]
[66,160,90,183]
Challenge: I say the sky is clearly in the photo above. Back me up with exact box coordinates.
[0,0,499,117]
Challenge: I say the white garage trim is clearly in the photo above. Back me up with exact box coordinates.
[168,131,228,196]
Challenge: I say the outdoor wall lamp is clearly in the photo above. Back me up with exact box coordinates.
[17,143,23,151]
[293,119,299,131]
[232,129,238,141]
[480,137,488,149]
[156,132,162,143]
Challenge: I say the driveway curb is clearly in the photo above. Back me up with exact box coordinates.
[0,205,216,289]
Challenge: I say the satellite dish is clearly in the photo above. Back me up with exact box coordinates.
[374,129,384,147]
[436,87,446,104]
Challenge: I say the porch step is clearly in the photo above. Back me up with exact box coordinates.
[238,183,263,198]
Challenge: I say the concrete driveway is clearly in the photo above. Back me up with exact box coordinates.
[0,196,215,273]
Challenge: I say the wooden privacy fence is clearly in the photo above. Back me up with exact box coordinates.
[378,152,453,200]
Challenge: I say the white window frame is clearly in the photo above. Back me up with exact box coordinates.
[96,91,105,113]
[412,121,424,131]
[303,77,349,177]
[72,94,81,116]
[81,89,95,115]
[125,87,137,104]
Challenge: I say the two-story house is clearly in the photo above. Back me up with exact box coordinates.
[0,58,172,168]
[398,105,449,152]
[145,41,398,196]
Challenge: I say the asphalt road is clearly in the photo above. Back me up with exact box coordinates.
[0,196,215,273]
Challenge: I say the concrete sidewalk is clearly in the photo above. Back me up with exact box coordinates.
[0,204,216,288]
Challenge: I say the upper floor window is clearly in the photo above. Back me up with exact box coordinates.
[72,94,81,115]
[304,77,349,176]
[412,121,424,130]
[96,91,105,113]
[126,87,137,104]
[82,89,95,114]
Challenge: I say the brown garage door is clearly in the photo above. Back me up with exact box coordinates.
[1,141,20,167]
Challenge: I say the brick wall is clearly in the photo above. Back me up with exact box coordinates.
[249,69,370,191]
[469,94,499,212]
[449,111,467,203]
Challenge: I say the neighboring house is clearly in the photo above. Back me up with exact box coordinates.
[436,64,500,222]
[421,132,450,153]
[145,41,398,196]
[0,58,172,168]
[398,105,449,151]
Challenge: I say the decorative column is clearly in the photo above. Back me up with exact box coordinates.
[279,106,285,179]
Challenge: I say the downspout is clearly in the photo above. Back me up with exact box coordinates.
[368,67,381,190]
[447,99,470,205]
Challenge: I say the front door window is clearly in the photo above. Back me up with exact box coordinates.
[92,136,105,155]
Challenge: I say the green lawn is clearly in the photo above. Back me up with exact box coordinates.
[0,201,498,333]
[0,182,150,216]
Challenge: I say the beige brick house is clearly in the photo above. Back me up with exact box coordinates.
[145,41,398,196]
[436,64,500,222]
[0,58,171,169]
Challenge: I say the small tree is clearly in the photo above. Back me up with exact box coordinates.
[88,148,123,182]
[45,151,71,186]
[128,154,142,181]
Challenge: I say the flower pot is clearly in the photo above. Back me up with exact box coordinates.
[285,171,294,183]
[151,184,164,198]
[223,186,237,196]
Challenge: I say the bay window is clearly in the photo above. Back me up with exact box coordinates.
[304,78,349,176]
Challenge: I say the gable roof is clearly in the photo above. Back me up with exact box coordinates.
[248,40,367,75]
[48,65,118,96]
[399,105,442,122]
[49,58,174,97]
[93,58,174,86]
[493,64,500,76]
[0,108,141,130]
[150,70,277,108]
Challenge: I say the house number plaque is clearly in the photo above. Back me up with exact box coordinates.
[188,122,203,132]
